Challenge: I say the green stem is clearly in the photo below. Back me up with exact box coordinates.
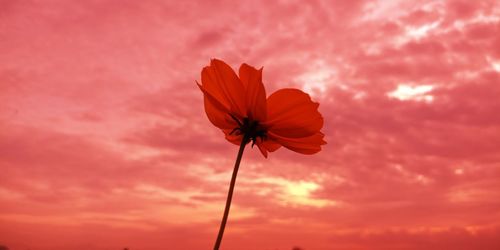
[213,136,249,250]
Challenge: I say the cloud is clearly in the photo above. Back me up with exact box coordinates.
[1,0,500,249]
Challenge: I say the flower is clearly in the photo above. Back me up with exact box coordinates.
[197,59,326,157]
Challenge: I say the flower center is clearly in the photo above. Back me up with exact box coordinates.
[229,114,267,147]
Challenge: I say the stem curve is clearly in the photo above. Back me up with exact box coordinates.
[213,136,249,250]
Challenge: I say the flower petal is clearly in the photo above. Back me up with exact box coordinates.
[239,63,267,121]
[197,83,236,129]
[256,141,268,158]
[268,131,326,154]
[225,134,243,145]
[201,59,247,118]
[256,138,281,158]
[265,88,324,138]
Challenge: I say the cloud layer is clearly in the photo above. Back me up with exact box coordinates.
[1,0,500,249]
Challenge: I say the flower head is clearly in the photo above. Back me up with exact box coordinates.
[198,59,326,157]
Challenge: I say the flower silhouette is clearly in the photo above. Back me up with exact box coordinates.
[198,59,326,157]
[198,59,326,250]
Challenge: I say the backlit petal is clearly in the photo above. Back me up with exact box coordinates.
[201,59,247,118]
[256,138,281,158]
[239,63,267,121]
[223,128,244,145]
[256,141,268,158]
[268,131,326,154]
[265,88,324,138]
[197,83,236,129]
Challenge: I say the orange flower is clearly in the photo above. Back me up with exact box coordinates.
[198,59,326,157]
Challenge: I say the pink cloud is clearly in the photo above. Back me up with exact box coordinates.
[1,0,500,249]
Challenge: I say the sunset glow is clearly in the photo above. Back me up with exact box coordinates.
[1,0,500,250]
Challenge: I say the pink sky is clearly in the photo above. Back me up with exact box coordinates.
[1,0,500,249]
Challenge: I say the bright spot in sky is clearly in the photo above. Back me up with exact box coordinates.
[487,57,500,72]
[254,177,336,208]
[395,20,441,46]
[298,60,336,98]
[415,174,431,185]
[361,0,406,21]
[286,181,318,197]
[405,21,441,40]
[492,62,500,72]
[388,84,434,102]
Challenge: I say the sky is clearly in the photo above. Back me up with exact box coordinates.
[1,0,500,249]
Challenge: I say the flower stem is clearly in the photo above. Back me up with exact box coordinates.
[213,135,249,250]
